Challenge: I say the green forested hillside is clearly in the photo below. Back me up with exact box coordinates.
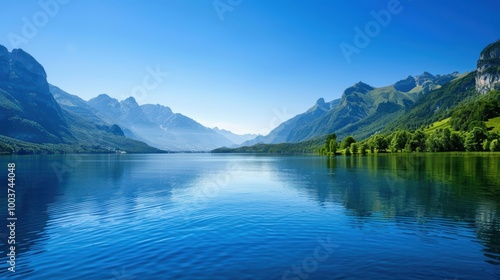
[386,72,478,131]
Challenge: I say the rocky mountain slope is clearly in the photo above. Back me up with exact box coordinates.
[87,95,234,151]
[476,40,500,94]
[0,45,161,154]
[242,72,459,145]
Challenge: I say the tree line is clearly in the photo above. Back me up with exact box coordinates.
[320,127,500,155]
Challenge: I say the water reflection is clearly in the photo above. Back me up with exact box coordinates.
[275,155,500,266]
[0,153,498,279]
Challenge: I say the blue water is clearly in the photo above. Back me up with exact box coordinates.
[0,154,499,279]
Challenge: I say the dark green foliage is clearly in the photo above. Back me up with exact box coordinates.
[212,137,323,154]
[324,133,338,155]
[409,130,426,151]
[464,127,488,151]
[450,90,500,131]
[426,129,452,152]
[349,126,497,154]
[370,135,388,152]
[390,130,410,152]
[350,142,359,154]
[491,139,500,151]
[341,136,356,150]
[387,72,478,131]
[360,143,368,155]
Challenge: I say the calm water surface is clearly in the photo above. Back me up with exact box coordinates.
[0,154,499,279]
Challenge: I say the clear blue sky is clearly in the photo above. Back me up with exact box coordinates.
[1,0,499,134]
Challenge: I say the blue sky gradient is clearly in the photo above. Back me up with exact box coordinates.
[1,0,500,134]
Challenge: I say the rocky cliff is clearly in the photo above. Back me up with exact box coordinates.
[0,45,70,143]
[476,40,500,94]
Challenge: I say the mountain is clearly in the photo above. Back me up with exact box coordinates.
[242,72,459,145]
[0,45,70,143]
[241,98,341,146]
[476,39,500,94]
[225,40,500,154]
[385,72,477,131]
[0,45,161,154]
[212,128,257,145]
[50,85,137,139]
[387,40,500,131]
[87,96,234,151]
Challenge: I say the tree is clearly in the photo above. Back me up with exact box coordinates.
[390,130,410,152]
[360,143,368,155]
[324,134,337,155]
[464,127,487,151]
[426,128,453,152]
[341,136,356,150]
[450,132,465,151]
[350,143,359,154]
[409,130,426,152]
[483,140,491,151]
[491,139,500,152]
[372,135,388,152]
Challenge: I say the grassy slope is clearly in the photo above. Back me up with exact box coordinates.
[423,115,500,135]
[485,116,500,133]
[423,118,453,134]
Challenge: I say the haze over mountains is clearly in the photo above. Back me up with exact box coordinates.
[0,43,256,153]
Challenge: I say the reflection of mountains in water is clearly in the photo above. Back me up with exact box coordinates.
[273,155,500,265]
[0,154,205,277]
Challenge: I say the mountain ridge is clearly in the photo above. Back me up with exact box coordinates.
[241,71,459,145]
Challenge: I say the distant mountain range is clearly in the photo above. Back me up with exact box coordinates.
[241,71,461,146]
[85,93,252,151]
[229,39,500,151]
[0,44,258,153]
[1,39,500,155]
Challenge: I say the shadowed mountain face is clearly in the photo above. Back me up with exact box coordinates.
[0,45,160,153]
[0,45,71,143]
[242,72,460,145]
[87,96,235,151]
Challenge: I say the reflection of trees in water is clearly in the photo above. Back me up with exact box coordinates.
[278,155,500,266]
[475,202,500,265]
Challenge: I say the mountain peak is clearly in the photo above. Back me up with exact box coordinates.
[394,75,417,92]
[476,39,500,94]
[344,81,374,95]
[480,39,500,60]
[122,96,138,106]
[95,93,113,100]
[316,98,325,104]
[0,45,8,56]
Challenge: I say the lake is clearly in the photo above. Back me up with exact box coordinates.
[0,153,499,279]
